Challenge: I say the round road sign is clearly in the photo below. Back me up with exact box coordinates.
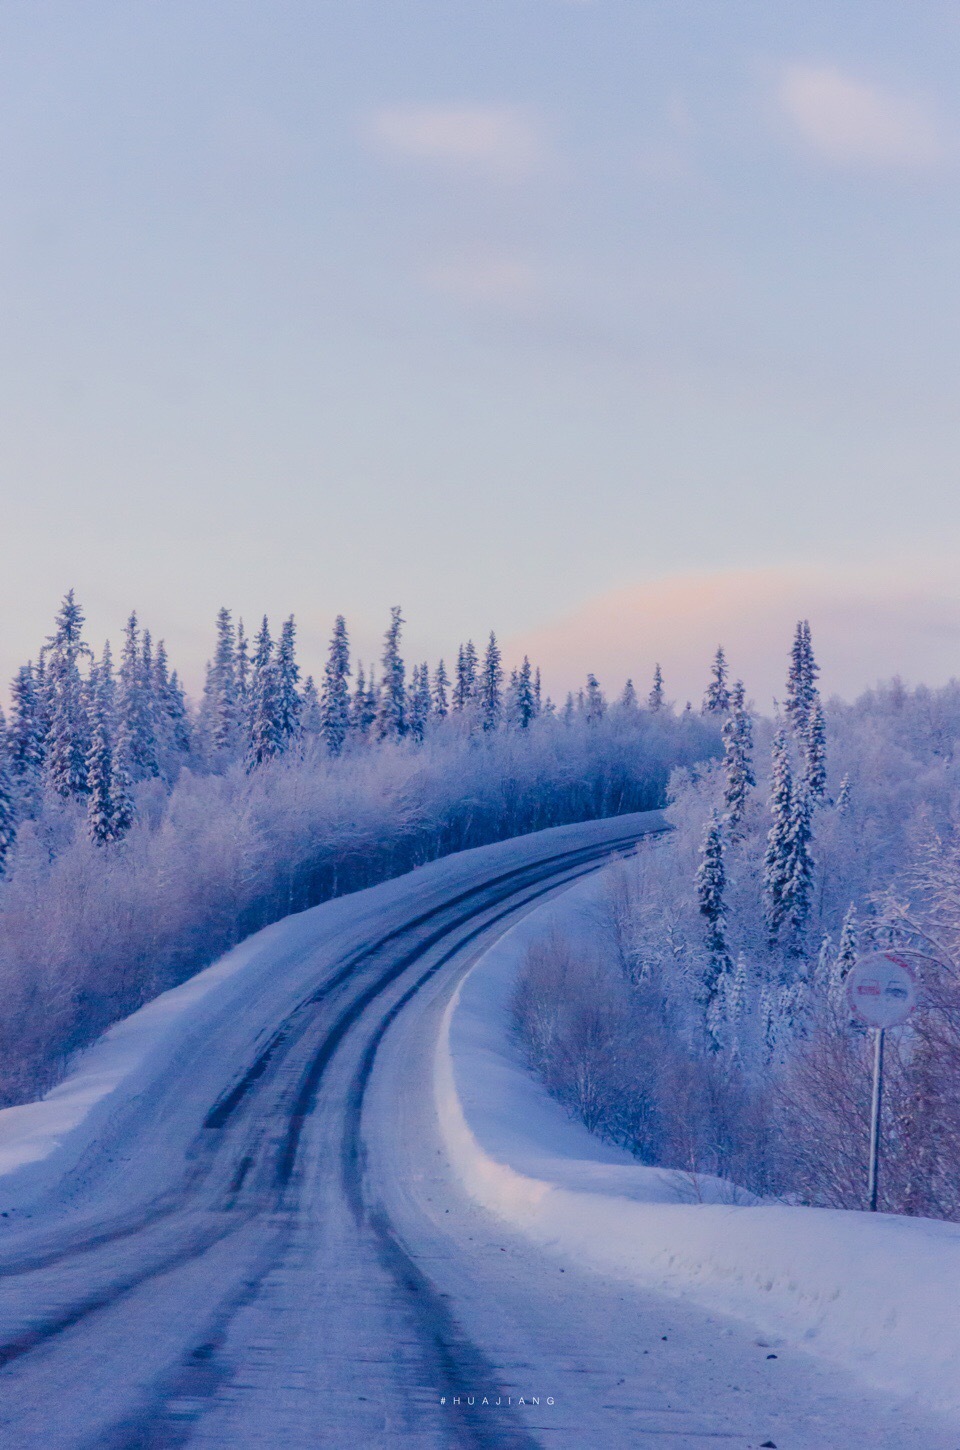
[845,952,919,1029]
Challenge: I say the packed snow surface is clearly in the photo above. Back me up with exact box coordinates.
[437,869,960,1420]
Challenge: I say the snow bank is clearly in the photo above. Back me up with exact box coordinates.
[436,870,960,1419]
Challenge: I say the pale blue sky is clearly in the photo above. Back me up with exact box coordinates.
[3,3,960,698]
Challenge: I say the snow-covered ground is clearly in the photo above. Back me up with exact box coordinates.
[0,814,958,1447]
[436,867,960,1424]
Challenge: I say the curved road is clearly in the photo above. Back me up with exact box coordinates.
[0,819,653,1447]
[0,814,955,1448]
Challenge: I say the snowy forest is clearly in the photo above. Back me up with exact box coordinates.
[514,627,960,1221]
[0,592,715,1106]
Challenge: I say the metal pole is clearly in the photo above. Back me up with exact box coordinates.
[867,1026,885,1212]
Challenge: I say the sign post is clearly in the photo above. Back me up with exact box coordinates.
[845,952,919,1212]
[866,1026,885,1213]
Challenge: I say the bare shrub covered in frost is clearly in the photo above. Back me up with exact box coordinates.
[512,923,780,1193]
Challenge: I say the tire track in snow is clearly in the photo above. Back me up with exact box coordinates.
[89,841,645,1449]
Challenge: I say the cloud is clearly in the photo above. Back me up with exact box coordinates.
[363,104,543,180]
[777,64,942,168]
[506,565,960,709]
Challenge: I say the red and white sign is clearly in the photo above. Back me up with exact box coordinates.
[846,952,919,1029]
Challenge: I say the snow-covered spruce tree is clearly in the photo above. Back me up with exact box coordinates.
[479,633,503,732]
[320,615,351,757]
[408,664,432,744]
[835,773,851,817]
[111,732,135,840]
[763,623,819,960]
[454,640,477,711]
[205,606,240,756]
[804,695,827,804]
[763,728,794,948]
[363,668,378,735]
[247,617,283,768]
[829,903,859,1014]
[8,663,44,790]
[757,983,779,1064]
[139,630,161,772]
[301,676,322,736]
[432,659,450,720]
[506,661,521,727]
[783,784,814,958]
[250,615,271,677]
[562,692,575,725]
[505,667,518,726]
[784,619,820,740]
[814,933,833,991]
[350,663,371,736]
[247,669,282,768]
[696,809,732,1049]
[80,662,97,748]
[725,952,748,1061]
[171,671,192,754]
[375,607,407,741]
[0,709,17,875]
[721,680,755,836]
[534,667,542,714]
[116,618,141,767]
[584,673,606,724]
[85,714,116,846]
[415,662,432,734]
[154,639,190,757]
[33,651,52,743]
[775,979,807,1047]
[43,590,91,798]
[453,645,465,708]
[276,615,302,749]
[236,619,250,720]
[465,640,479,702]
[513,656,537,728]
[140,629,154,685]
[702,645,730,715]
[619,678,638,711]
[405,664,422,743]
[648,663,665,712]
[117,614,159,781]
[785,619,808,734]
[777,620,825,814]
[92,639,117,732]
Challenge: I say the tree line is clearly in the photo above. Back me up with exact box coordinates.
[0,592,706,874]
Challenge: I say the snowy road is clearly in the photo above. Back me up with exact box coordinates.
[0,814,957,1447]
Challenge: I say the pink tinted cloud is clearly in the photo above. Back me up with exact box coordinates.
[777,64,943,169]
[507,566,960,710]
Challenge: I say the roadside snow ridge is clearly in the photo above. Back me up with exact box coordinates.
[435,869,960,1419]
